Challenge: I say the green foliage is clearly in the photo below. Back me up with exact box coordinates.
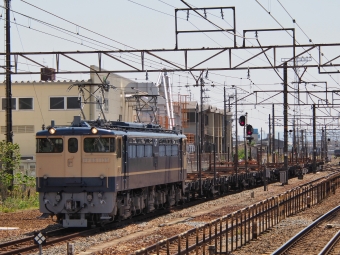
[0,140,21,172]
[238,148,245,160]
[0,191,39,212]
[0,141,23,198]
[0,141,39,212]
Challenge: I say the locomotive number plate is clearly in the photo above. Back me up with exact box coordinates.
[83,158,109,163]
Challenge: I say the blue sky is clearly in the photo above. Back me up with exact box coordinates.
[1,0,340,140]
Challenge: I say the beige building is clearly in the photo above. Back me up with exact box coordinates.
[0,71,143,174]
[1,69,232,174]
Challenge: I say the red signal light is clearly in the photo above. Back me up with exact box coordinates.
[239,116,245,126]
[246,125,253,135]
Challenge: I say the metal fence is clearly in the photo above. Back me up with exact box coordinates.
[134,172,340,255]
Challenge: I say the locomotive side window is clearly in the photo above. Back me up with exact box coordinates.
[145,144,152,157]
[68,138,78,153]
[159,145,165,156]
[128,144,136,158]
[137,145,144,158]
[84,138,115,153]
[36,138,63,153]
[171,145,178,156]
[116,138,122,158]
[166,145,172,156]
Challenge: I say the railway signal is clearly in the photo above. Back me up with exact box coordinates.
[239,115,245,126]
[246,125,253,135]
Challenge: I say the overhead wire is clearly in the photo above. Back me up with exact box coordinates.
[255,0,340,88]
[12,1,315,126]
[11,10,45,124]
[13,2,240,92]
[255,0,339,124]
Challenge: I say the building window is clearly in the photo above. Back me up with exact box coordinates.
[50,97,79,110]
[1,98,33,110]
[18,98,33,110]
[50,97,64,109]
[187,112,196,123]
[67,97,79,109]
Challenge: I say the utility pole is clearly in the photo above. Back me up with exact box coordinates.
[223,86,227,154]
[228,94,233,162]
[5,0,13,190]
[269,114,271,162]
[312,104,316,173]
[305,129,308,160]
[199,77,204,196]
[325,126,328,163]
[283,62,288,184]
[261,128,263,164]
[5,0,12,144]
[244,112,248,172]
[301,130,304,162]
[278,132,280,163]
[234,86,238,183]
[321,127,324,160]
[195,103,199,183]
[272,104,275,163]
[292,119,297,163]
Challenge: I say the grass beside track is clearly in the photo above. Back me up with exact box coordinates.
[0,189,38,213]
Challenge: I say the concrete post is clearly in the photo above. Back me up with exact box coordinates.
[67,243,75,255]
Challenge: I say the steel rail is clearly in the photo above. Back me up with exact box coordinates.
[318,230,340,255]
[271,205,340,255]
[134,170,340,255]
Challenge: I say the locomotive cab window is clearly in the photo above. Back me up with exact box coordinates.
[68,138,78,153]
[36,138,63,153]
[84,137,115,153]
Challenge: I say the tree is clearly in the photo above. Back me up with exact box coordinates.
[238,148,245,160]
[0,140,21,200]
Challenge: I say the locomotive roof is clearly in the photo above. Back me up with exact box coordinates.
[36,120,186,138]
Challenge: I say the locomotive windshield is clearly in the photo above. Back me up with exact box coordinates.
[84,137,115,153]
[36,138,63,153]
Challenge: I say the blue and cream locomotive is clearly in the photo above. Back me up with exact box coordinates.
[36,116,187,227]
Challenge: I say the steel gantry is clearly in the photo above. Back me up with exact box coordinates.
[2,42,340,76]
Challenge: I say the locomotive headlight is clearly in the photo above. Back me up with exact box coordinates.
[87,193,93,202]
[91,127,98,134]
[48,127,56,135]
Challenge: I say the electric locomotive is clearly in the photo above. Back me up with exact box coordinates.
[36,116,187,227]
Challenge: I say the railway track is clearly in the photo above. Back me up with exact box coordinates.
[272,205,340,255]
[319,230,340,255]
[133,170,340,255]
[0,227,100,255]
[2,166,338,255]
[0,193,226,254]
